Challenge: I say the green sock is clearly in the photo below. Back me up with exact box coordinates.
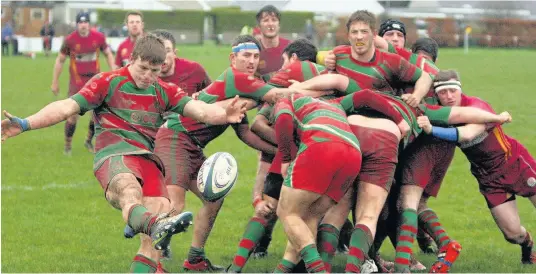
[129,254,157,273]
[394,209,418,273]
[274,259,296,273]
[229,217,267,272]
[299,244,327,273]
[419,209,451,248]
[127,204,158,235]
[345,224,373,273]
[317,223,340,272]
[188,246,205,263]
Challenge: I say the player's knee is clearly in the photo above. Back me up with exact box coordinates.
[503,230,525,244]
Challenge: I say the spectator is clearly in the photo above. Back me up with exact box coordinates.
[305,19,315,42]
[40,22,55,57]
[2,22,13,56]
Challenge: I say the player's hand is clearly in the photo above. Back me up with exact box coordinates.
[498,111,512,124]
[397,119,411,138]
[417,116,433,134]
[1,111,29,142]
[281,162,290,178]
[51,82,60,96]
[324,50,336,71]
[255,200,274,217]
[225,95,248,123]
[401,93,421,108]
[288,79,301,89]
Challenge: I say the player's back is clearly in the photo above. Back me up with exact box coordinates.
[269,60,327,88]
[457,95,518,179]
[284,94,360,151]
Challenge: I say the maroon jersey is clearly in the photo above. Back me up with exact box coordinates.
[115,37,135,67]
[334,45,424,95]
[457,94,519,181]
[160,58,211,95]
[258,37,291,76]
[71,66,192,170]
[60,29,108,85]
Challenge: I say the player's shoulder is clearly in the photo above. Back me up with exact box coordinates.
[333,45,351,54]
[461,94,494,110]
[379,49,403,60]
[279,37,291,47]
[64,31,78,42]
[117,38,130,48]
[90,29,106,39]
[177,58,206,72]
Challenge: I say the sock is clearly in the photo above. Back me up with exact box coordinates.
[256,217,277,252]
[419,209,451,249]
[64,121,77,149]
[86,119,95,143]
[394,209,418,273]
[127,204,159,235]
[130,254,158,273]
[317,223,340,272]
[229,217,267,272]
[273,259,296,273]
[187,246,205,264]
[299,244,327,273]
[345,224,373,273]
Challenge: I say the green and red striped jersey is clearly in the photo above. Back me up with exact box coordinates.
[70,66,192,170]
[163,67,275,147]
[333,45,425,95]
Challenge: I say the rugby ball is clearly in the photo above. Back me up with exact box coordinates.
[197,152,238,202]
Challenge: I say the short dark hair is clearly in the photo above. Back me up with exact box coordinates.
[124,10,143,23]
[131,34,166,65]
[346,10,376,32]
[435,70,461,82]
[411,37,439,62]
[152,29,176,49]
[256,5,281,23]
[283,38,318,63]
[232,34,262,52]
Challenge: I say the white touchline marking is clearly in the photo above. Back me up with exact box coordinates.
[1,181,94,191]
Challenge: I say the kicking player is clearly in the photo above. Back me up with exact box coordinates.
[115,11,144,68]
[1,34,248,272]
[418,69,535,269]
[252,5,292,257]
[51,11,116,155]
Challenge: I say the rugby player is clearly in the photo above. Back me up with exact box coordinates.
[1,34,248,272]
[115,11,144,68]
[51,11,116,155]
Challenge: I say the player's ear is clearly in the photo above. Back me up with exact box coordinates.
[229,52,235,64]
[291,53,299,62]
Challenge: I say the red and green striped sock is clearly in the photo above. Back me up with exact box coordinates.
[300,244,327,273]
[317,223,340,272]
[345,224,373,273]
[129,254,157,273]
[394,209,418,273]
[419,209,451,249]
[273,259,296,273]
[127,204,159,235]
[228,217,267,272]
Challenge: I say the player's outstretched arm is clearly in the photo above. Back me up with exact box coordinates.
[405,71,433,107]
[231,122,277,155]
[447,107,511,125]
[291,74,350,93]
[251,115,277,145]
[183,95,247,125]
[418,116,487,143]
[2,99,81,141]
[103,48,117,70]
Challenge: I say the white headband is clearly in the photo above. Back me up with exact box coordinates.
[434,80,462,93]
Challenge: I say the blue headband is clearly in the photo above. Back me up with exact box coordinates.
[232,42,259,53]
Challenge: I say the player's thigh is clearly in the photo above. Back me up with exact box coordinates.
[354,180,389,221]
[278,185,322,219]
[322,188,353,228]
[490,199,524,238]
[155,128,205,191]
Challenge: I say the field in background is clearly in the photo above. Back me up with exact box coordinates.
[1,46,535,272]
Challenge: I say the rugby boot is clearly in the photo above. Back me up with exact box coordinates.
[183,257,225,272]
[429,241,462,273]
[151,211,193,251]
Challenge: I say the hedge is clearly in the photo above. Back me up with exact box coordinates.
[210,9,314,34]
[96,9,205,31]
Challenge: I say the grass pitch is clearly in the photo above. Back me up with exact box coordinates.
[1,46,535,272]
